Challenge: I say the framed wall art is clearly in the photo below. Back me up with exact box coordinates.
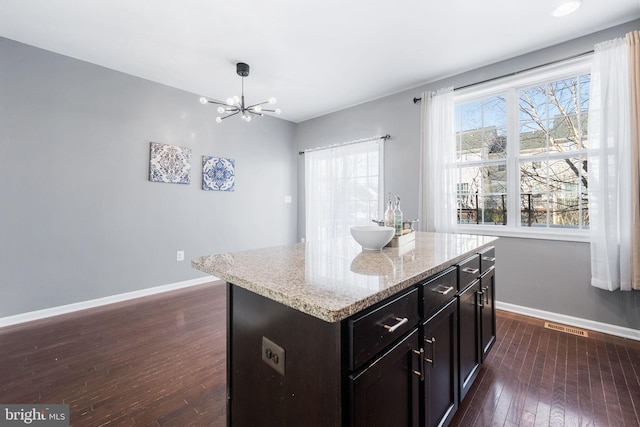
[202,156,235,191]
[149,142,192,184]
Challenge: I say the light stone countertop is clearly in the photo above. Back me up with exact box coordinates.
[192,231,498,323]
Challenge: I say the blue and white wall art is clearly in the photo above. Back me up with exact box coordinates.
[149,142,192,184]
[202,156,235,191]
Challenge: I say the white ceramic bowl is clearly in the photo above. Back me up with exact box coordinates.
[350,225,395,250]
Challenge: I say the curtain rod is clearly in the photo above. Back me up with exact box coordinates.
[298,134,391,155]
[412,50,594,104]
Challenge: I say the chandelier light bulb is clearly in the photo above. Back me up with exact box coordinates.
[275,108,282,115]
[199,63,280,123]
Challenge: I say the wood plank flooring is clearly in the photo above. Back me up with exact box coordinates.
[450,310,640,427]
[0,282,227,426]
[1,282,639,426]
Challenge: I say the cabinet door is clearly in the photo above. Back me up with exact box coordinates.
[349,329,420,427]
[458,280,480,401]
[422,298,458,427]
[480,267,496,361]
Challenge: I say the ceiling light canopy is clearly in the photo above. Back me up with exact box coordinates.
[199,62,281,123]
[551,0,582,17]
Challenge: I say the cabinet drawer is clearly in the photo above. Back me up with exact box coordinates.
[480,246,496,274]
[349,287,419,371]
[457,254,480,291]
[422,267,457,320]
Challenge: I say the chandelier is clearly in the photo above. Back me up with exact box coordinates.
[199,62,281,123]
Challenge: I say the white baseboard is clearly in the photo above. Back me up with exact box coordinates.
[496,301,640,341]
[0,276,220,329]
[5,285,637,341]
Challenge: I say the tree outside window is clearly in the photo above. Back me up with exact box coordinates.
[454,71,590,230]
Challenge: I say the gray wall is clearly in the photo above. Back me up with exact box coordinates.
[0,38,297,317]
[294,19,640,331]
[3,19,640,330]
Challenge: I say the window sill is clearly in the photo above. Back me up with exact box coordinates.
[455,225,590,243]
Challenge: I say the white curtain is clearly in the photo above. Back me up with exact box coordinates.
[418,87,456,232]
[588,37,632,291]
[305,139,383,242]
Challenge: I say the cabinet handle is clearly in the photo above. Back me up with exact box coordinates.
[462,267,479,274]
[382,316,408,333]
[482,256,496,262]
[483,286,489,304]
[412,348,425,381]
[477,290,484,307]
[424,337,436,367]
[432,285,454,295]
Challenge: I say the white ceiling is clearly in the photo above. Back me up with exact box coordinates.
[1,0,639,123]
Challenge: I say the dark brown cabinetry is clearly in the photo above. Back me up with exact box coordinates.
[421,297,458,427]
[479,266,496,361]
[349,329,421,427]
[457,247,497,401]
[350,268,462,427]
[227,247,496,427]
[348,288,421,426]
[479,246,496,361]
[457,277,481,401]
[349,288,420,371]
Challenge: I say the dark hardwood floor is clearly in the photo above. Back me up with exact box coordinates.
[0,281,227,426]
[1,282,639,426]
[450,310,640,427]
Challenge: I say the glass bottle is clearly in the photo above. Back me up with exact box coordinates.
[384,194,394,227]
[393,194,403,236]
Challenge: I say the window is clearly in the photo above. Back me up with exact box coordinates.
[304,139,383,242]
[453,58,590,237]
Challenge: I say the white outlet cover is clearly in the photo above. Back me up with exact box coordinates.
[284,195,292,204]
[177,251,185,261]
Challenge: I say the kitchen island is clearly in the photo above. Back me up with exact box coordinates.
[192,232,498,427]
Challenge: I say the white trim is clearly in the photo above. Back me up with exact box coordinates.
[456,225,590,242]
[0,276,219,329]
[496,301,640,341]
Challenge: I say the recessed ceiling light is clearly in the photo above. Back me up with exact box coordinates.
[552,0,582,17]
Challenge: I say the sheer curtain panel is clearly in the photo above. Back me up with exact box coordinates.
[418,87,456,232]
[588,37,632,291]
[304,139,383,242]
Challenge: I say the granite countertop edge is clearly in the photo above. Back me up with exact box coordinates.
[192,234,498,323]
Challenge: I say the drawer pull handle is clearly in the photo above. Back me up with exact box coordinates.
[432,285,454,295]
[462,267,479,274]
[482,256,496,262]
[425,337,436,367]
[382,316,408,333]
[412,348,425,381]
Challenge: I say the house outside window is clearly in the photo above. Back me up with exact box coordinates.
[453,57,591,240]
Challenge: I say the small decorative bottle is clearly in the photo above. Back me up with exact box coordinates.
[393,194,403,237]
[384,194,394,227]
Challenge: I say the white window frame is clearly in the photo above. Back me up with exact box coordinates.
[453,56,592,242]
